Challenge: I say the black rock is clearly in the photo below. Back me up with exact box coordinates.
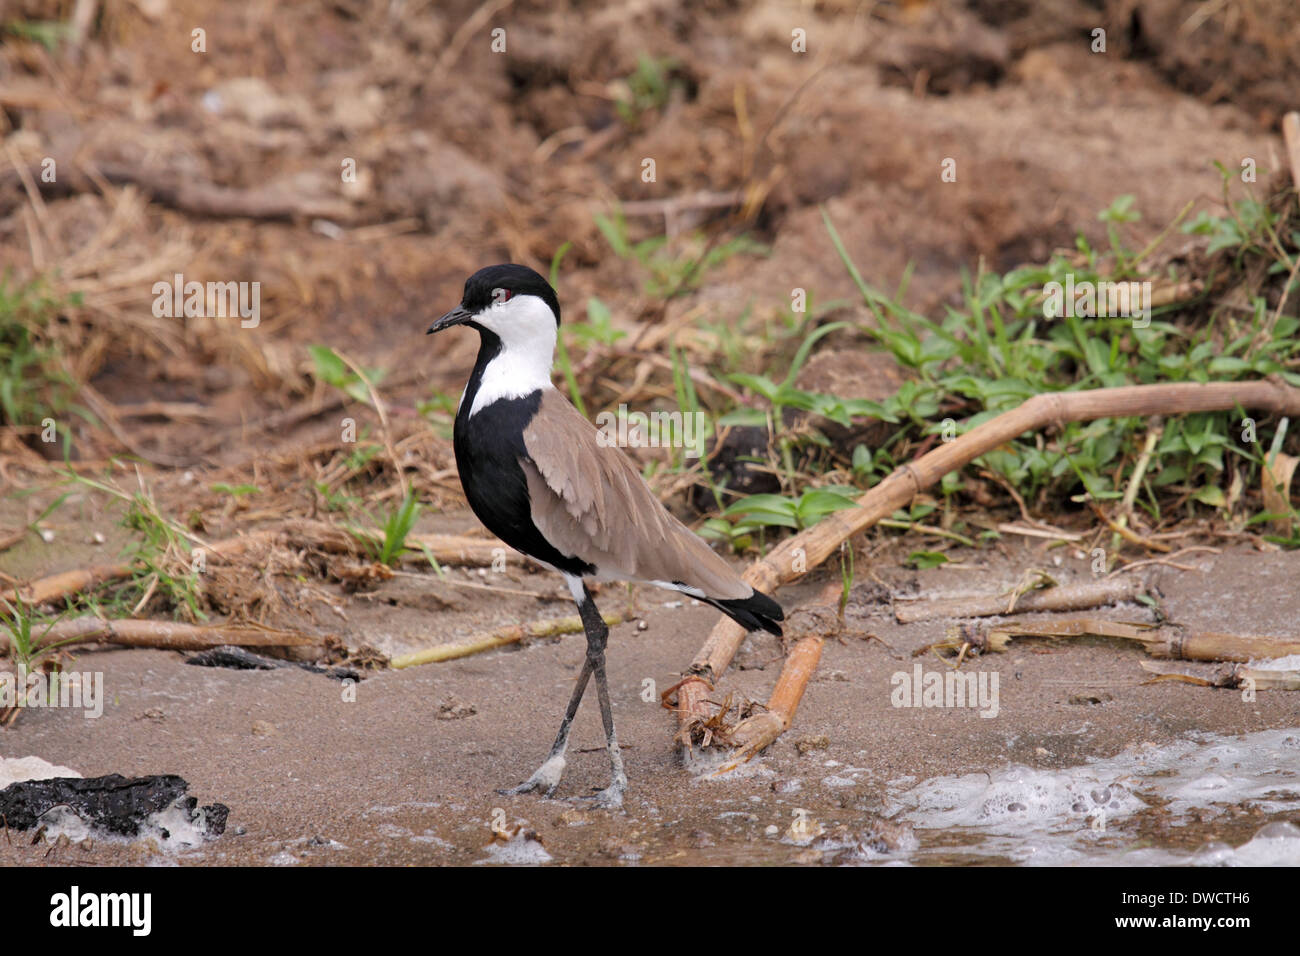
[0,773,228,839]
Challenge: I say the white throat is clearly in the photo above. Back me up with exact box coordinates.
[463,294,558,417]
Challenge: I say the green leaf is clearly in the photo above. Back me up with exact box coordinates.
[1192,485,1226,508]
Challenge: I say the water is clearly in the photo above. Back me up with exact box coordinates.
[885,728,1300,865]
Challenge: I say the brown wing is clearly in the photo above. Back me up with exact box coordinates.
[521,389,750,599]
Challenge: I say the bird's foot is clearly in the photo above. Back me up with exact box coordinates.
[496,753,565,799]
[573,774,627,810]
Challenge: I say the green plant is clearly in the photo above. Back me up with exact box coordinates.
[837,541,854,620]
[0,596,79,679]
[549,243,587,417]
[3,19,71,52]
[813,192,1300,525]
[594,208,767,298]
[418,390,458,439]
[714,486,859,534]
[614,55,681,126]
[309,344,385,404]
[315,480,362,514]
[0,276,86,446]
[354,494,421,567]
[212,482,260,500]
[65,469,206,620]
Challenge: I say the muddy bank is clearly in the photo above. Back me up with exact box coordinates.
[3,543,1297,866]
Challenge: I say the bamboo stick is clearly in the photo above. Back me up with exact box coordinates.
[677,378,1300,739]
[894,576,1146,624]
[390,609,634,668]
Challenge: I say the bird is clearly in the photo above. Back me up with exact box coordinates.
[427,263,783,808]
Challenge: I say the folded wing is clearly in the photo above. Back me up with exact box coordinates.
[520,389,750,600]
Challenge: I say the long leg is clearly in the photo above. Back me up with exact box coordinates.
[497,655,592,797]
[576,587,627,808]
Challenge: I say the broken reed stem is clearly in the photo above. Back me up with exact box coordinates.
[389,608,634,668]
[894,576,1146,624]
[0,617,319,654]
[714,581,840,771]
[983,619,1300,663]
[677,377,1300,741]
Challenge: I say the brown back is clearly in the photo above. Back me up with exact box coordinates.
[521,389,749,599]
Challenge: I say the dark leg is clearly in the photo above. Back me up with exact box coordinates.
[575,587,627,808]
[497,655,592,798]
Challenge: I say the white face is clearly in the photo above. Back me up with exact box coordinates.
[472,290,559,354]
[464,291,559,417]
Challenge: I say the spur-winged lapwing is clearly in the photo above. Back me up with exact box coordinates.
[428,263,783,807]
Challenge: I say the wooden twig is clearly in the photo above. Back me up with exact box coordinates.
[0,617,320,654]
[1113,422,1161,543]
[19,563,134,606]
[994,522,1082,541]
[93,162,354,223]
[432,0,516,81]
[893,576,1146,624]
[1283,112,1300,193]
[15,523,525,608]
[979,618,1300,663]
[1108,545,1220,575]
[676,377,1300,743]
[290,521,524,567]
[0,528,30,552]
[1089,501,1171,553]
[389,608,634,668]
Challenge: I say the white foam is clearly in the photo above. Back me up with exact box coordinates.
[1190,821,1300,866]
[887,728,1300,865]
[895,767,1145,831]
[476,831,552,865]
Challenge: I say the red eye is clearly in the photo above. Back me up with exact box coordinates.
[494,288,513,303]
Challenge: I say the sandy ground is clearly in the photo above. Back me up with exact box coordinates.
[3,541,1297,866]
